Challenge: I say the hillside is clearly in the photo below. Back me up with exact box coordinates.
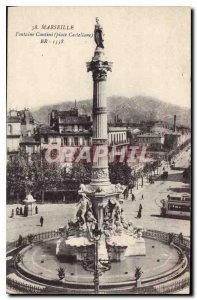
[31,96,191,127]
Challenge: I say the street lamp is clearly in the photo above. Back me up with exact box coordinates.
[82,228,111,294]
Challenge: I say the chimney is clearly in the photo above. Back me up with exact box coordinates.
[174,115,176,132]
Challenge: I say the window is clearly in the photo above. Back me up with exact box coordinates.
[74,137,78,146]
[8,124,12,135]
[43,135,48,143]
[168,203,190,212]
[52,136,57,143]
[64,137,68,145]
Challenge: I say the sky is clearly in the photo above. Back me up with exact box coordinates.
[7,6,191,110]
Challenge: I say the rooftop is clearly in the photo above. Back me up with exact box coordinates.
[58,115,91,125]
[20,136,40,145]
[37,125,58,135]
[108,126,127,132]
[137,133,163,138]
[7,116,21,123]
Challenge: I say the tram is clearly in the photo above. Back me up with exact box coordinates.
[160,193,191,219]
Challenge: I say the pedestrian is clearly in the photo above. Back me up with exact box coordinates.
[137,209,142,219]
[40,216,44,227]
[141,194,144,200]
[20,207,23,215]
[24,206,28,217]
[16,207,19,215]
[132,194,135,201]
[123,188,128,200]
[35,206,38,214]
[11,209,14,218]
[178,232,184,244]
[127,182,133,194]
[139,204,142,211]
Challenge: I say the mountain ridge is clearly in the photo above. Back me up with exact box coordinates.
[31,96,190,127]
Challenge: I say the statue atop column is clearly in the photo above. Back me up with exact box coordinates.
[94,17,104,49]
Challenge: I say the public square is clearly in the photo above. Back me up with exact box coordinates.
[6,9,191,294]
[7,145,191,246]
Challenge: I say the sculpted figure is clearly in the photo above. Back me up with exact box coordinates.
[86,211,97,235]
[79,184,88,194]
[115,183,125,193]
[94,17,104,49]
[76,193,92,225]
[106,198,122,223]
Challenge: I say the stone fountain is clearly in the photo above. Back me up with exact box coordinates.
[56,18,146,262]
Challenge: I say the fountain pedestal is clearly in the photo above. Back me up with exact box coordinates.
[56,19,146,263]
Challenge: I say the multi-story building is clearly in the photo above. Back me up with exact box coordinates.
[7,110,21,156]
[136,133,165,151]
[48,106,92,147]
[108,127,128,146]
[7,108,40,158]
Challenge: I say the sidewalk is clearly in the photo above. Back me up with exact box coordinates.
[126,165,164,199]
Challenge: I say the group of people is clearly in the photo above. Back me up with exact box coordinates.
[123,188,136,201]
[15,206,24,216]
[11,205,39,218]
[123,182,134,200]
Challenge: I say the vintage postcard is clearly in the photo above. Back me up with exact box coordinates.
[6,6,191,295]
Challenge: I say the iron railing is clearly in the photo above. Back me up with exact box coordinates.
[6,277,45,294]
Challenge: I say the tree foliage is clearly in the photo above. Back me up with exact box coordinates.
[109,163,132,185]
[135,266,143,281]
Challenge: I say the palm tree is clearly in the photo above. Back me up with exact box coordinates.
[135,266,143,287]
[168,233,175,245]
[57,267,65,281]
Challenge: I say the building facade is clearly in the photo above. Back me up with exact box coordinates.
[7,109,40,158]
[7,110,21,155]
[136,133,165,151]
[108,127,128,146]
[49,106,92,147]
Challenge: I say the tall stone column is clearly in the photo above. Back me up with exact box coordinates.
[82,18,120,230]
[87,48,113,186]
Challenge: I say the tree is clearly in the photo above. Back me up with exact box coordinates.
[15,253,21,264]
[109,162,132,185]
[16,234,23,247]
[178,251,185,263]
[168,233,175,245]
[27,234,35,245]
[135,266,143,286]
[143,163,152,182]
[71,162,92,183]
[57,267,65,280]
[7,151,29,201]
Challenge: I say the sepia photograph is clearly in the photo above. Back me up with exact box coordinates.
[6,6,191,295]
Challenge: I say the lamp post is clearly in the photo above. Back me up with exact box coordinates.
[136,174,139,190]
[141,174,143,187]
[82,228,111,294]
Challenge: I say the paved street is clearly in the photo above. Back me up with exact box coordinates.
[122,146,191,236]
[7,146,191,246]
